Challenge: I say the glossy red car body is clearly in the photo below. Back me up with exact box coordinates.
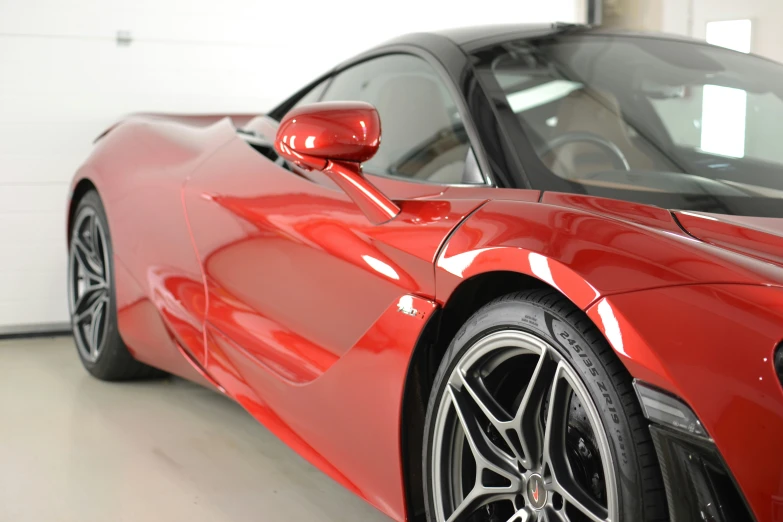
[67,26,783,522]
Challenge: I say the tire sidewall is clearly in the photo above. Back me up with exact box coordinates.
[423,298,642,521]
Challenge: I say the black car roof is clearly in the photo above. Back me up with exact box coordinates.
[375,23,570,52]
[334,23,702,75]
[430,23,564,45]
[379,23,699,53]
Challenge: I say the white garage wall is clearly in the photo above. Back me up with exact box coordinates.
[0,0,582,333]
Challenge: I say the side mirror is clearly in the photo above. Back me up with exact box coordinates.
[275,101,400,224]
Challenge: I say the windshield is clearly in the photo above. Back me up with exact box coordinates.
[473,34,783,217]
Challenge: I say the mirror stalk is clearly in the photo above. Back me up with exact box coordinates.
[323,160,400,225]
[275,101,397,224]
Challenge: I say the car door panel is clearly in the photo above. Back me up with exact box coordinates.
[182,134,483,520]
[183,136,484,374]
[185,140,396,375]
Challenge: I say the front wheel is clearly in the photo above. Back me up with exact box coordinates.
[423,290,667,522]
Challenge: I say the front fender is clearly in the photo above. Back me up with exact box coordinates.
[587,283,783,522]
[435,199,783,309]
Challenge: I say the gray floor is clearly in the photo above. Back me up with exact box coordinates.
[0,336,391,522]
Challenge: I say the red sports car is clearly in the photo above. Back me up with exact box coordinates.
[66,24,783,522]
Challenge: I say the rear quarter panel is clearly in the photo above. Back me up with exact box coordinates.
[69,117,236,381]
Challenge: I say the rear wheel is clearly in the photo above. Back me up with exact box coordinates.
[68,190,165,380]
[423,289,666,522]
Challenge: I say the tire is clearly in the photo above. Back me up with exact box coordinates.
[67,189,165,381]
[423,289,666,522]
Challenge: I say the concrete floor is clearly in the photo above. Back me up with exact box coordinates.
[0,336,391,522]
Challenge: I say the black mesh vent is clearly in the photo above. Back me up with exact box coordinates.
[650,425,755,522]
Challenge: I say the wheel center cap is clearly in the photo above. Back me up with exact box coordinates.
[526,474,547,510]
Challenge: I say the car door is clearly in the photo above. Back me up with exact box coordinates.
[181,52,488,517]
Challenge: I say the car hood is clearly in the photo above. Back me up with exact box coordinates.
[674,211,783,268]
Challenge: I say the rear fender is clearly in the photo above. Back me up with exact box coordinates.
[94,112,257,142]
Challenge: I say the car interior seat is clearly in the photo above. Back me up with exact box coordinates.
[372,75,470,183]
[546,88,655,179]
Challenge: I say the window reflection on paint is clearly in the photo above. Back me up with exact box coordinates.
[439,248,493,277]
[528,252,560,292]
[597,300,626,356]
[361,255,399,280]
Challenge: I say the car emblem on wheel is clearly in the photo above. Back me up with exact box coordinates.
[527,474,546,510]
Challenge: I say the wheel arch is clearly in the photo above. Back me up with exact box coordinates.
[67,177,98,243]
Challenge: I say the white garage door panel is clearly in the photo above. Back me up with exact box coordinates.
[0,0,283,44]
[0,124,97,157]
[0,242,65,272]
[0,39,278,122]
[0,33,276,331]
[0,154,85,184]
[0,185,66,214]
[0,293,67,327]
[0,0,580,331]
[0,0,580,47]
[0,187,67,328]
[0,211,63,242]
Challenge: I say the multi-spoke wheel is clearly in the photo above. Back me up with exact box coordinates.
[424,290,668,522]
[69,206,110,362]
[67,190,165,380]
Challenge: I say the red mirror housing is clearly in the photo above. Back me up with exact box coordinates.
[274,102,399,225]
[275,101,381,168]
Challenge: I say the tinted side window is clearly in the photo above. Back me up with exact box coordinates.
[269,78,330,121]
[321,54,475,184]
[290,79,329,110]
